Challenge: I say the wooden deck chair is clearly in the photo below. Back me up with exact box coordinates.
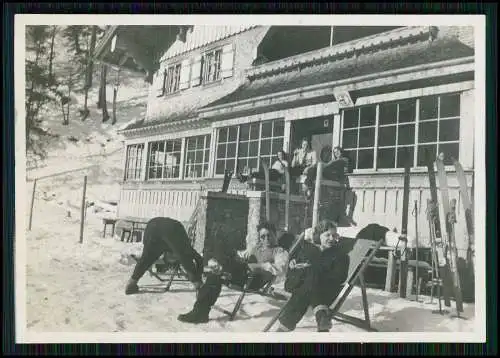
[215,232,305,321]
[129,252,192,292]
[263,237,384,332]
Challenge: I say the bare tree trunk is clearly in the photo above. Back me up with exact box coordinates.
[80,26,97,121]
[99,64,110,122]
[62,70,74,125]
[112,69,120,125]
[48,26,57,86]
[112,87,118,125]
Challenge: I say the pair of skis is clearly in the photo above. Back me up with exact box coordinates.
[428,153,472,317]
[260,160,291,231]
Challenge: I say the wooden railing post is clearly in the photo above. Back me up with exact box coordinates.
[312,162,323,229]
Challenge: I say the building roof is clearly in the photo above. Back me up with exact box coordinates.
[94,25,178,74]
[121,107,200,132]
[160,25,259,62]
[204,36,474,110]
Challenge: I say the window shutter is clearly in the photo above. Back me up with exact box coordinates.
[179,59,191,90]
[155,69,165,97]
[220,43,235,78]
[191,55,202,87]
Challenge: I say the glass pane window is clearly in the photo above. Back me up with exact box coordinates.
[147,139,182,180]
[341,93,461,170]
[184,134,211,178]
[215,119,285,175]
[124,144,144,181]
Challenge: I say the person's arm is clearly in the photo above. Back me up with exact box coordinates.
[248,248,289,281]
[291,150,299,167]
[237,235,255,261]
[271,160,283,172]
[310,150,318,166]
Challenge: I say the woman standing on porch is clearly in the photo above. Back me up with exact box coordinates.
[290,137,317,198]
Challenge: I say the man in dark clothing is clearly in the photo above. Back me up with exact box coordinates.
[177,221,289,324]
[277,220,352,332]
[125,217,204,295]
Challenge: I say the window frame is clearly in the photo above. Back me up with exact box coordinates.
[201,47,223,85]
[340,92,462,173]
[145,138,183,181]
[123,143,145,182]
[164,62,182,95]
[213,118,286,178]
[183,134,212,179]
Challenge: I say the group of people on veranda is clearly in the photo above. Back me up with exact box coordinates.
[237,138,353,199]
[125,214,389,332]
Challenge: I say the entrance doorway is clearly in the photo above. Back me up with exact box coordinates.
[290,115,333,163]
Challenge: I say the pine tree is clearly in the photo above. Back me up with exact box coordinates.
[25,25,60,158]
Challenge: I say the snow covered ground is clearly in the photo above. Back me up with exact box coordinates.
[18,80,481,343]
[22,196,477,340]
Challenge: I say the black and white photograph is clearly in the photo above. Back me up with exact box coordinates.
[15,14,486,343]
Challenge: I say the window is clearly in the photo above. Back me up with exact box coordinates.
[342,106,376,169]
[165,63,182,94]
[124,144,144,181]
[215,119,285,175]
[417,93,460,166]
[147,139,182,180]
[341,93,461,170]
[184,134,211,178]
[201,48,222,84]
[377,99,417,169]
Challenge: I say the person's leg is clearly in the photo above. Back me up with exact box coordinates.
[268,169,282,182]
[177,272,223,324]
[178,244,249,324]
[276,272,314,331]
[163,220,203,288]
[310,278,345,332]
[126,218,167,294]
[303,165,317,198]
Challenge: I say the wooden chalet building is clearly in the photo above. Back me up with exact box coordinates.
[95,25,475,257]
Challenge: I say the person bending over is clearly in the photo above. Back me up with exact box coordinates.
[177,221,289,324]
[125,217,204,295]
[276,220,351,332]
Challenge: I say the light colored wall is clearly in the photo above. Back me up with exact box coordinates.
[145,27,269,122]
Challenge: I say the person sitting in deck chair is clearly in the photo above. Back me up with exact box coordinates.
[274,220,352,332]
[276,221,391,332]
[125,217,204,295]
[177,221,289,324]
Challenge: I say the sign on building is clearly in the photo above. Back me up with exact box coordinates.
[334,90,354,108]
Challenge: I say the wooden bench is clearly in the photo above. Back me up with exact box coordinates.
[119,216,149,243]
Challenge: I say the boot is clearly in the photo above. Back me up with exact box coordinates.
[125,279,139,295]
[314,306,332,332]
[177,302,210,324]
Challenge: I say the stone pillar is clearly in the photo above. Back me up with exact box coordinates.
[246,191,263,249]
